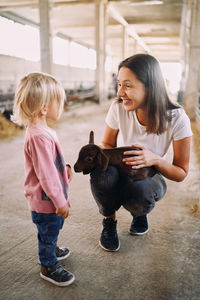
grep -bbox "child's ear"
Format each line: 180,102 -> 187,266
40,105 -> 47,116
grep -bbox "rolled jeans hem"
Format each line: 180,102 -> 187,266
31,211 -> 64,266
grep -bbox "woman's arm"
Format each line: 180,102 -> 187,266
123,137 -> 191,182
102,125 -> 119,148
66,164 -> 73,182
156,137 -> 191,182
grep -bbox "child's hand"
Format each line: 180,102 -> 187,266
66,164 -> 73,182
56,204 -> 69,219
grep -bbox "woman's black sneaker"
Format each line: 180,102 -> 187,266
56,246 -> 70,261
40,261 -> 75,287
99,218 -> 120,251
129,215 -> 149,235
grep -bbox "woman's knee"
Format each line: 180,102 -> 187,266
152,173 -> 167,201
122,176 -> 164,216
123,183 -> 155,215
123,198 -> 155,216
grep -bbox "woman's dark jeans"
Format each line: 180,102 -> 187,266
90,166 -> 167,217
31,211 -> 64,266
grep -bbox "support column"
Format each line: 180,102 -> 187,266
95,0 -> 107,103
177,0 -> 190,104
183,0 -> 200,120
122,26 -> 128,59
39,0 -> 53,74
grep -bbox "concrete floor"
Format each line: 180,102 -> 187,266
0,101 -> 200,300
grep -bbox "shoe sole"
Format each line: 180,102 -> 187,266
38,251 -> 71,264
129,228 -> 149,236
40,272 -> 75,287
57,250 -> 71,261
99,240 -> 120,252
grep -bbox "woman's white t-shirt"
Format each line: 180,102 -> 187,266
105,100 -> 192,157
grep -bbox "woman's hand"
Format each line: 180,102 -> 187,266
66,164 -> 73,182
56,204 -> 69,219
123,144 -> 159,169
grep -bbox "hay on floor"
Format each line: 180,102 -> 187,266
0,114 -> 23,139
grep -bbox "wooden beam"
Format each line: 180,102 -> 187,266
0,0 -> 93,9
56,24 -> 95,29
140,33 -> 179,38
54,1 -> 94,5
0,11 -> 38,26
56,19 -> 181,28
107,3 -> 150,52
127,19 -> 181,25
0,1 -> 36,6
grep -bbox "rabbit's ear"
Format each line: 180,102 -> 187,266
97,149 -> 109,171
89,131 -> 94,144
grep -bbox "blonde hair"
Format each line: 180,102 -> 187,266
11,72 -> 65,126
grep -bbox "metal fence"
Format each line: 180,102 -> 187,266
0,80 -> 97,118
0,81 -> 15,114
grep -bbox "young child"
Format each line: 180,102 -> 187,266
12,72 -> 75,287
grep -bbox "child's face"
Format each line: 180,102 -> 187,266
46,99 -> 61,121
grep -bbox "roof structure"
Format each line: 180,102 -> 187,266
0,0 -> 184,62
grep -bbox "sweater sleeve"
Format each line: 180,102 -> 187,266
29,134 -> 67,209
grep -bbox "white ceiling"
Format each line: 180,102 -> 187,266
0,0 -> 184,62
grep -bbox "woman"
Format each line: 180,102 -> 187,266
90,54 -> 192,252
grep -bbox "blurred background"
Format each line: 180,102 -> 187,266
0,0 -> 199,127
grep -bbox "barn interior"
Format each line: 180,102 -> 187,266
0,0 -> 199,121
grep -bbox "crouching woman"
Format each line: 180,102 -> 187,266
90,54 -> 192,252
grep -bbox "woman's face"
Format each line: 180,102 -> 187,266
117,67 -> 147,112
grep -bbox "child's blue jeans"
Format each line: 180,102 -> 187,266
90,166 -> 167,217
31,211 -> 64,267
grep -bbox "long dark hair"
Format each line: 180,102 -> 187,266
118,54 -> 180,134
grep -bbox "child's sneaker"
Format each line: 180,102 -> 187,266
56,246 -> 70,261
38,246 -> 70,264
40,261 -> 75,287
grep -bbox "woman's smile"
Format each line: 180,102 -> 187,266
122,98 -> 131,105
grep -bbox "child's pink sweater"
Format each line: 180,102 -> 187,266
24,125 -> 70,213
